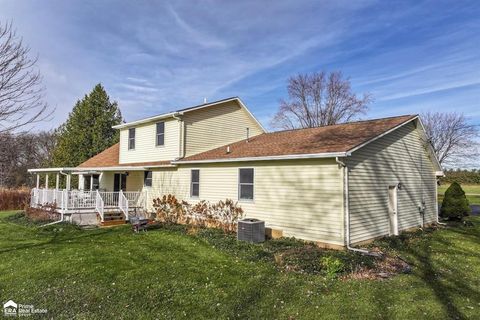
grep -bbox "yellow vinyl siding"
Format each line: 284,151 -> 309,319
126,171 -> 144,191
346,122 -> 437,244
183,101 -> 264,157
99,172 -> 114,191
146,159 -> 344,245
119,118 -> 180,164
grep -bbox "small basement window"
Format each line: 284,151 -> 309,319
144,171 -> 152,187
191,169 -> 199,198
128,128 -> 135,150
156,122 -> 165,146
239,168 -> 254,200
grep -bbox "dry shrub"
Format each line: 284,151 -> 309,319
152,194 -> 244,233
25,203 -> 60,222
343,249 -> 411,280
0,188 -> 31,210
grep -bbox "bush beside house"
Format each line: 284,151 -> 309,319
440,182 -> 471,220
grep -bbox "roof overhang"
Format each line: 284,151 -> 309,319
112,112 -> 179,129
29,164 -> 177,173
111,97 -> 266,132
172,152 -> 349,164
27,167 -> 78,173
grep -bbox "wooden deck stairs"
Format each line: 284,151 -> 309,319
100,210 -> 126,227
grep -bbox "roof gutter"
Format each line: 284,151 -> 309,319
27,168 -> 77,173
172,152 -> 349,164
112,112 -> 178,129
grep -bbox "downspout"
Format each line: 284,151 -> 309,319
39,218 -> 64,227
435,176 -> 447,225
336,157 -> 370,254
50,170 -> 70,224
172,113 -> 185,159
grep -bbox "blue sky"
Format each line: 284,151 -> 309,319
1,0 -> 479,131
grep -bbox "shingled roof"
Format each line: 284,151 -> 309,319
77,115 -> 417,167
177,115 -> 417,162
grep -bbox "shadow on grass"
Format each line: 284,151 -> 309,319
399,223 -> 479,319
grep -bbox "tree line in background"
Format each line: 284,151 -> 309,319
0,21 -> 123,188
0,84 -> 122,187
439,169 -> 480,185
0,20 -> 478,189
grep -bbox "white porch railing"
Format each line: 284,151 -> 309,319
30,188 -> 145,221
95,190 -> 105,222
118,190 -> 129,221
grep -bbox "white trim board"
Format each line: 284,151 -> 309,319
172,152 -> 348,164
112,97 -> 266,132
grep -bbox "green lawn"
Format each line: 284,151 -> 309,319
0,211 -> 479,319
438,184 -> 480,205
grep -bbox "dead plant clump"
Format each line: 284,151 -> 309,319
152,194 -> 244,233
273,244 -> 411,279
25,203 -> 60,222
343,249 -> 412,280
0,188 -> 31,210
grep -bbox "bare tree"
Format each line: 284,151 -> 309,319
271,71 -> 371,129
421,111 -> 479,165
0,130 -> 57,187
0,21 -> 52,132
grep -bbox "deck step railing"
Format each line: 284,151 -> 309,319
95,190 -> 105,222
118,190 -> 129,221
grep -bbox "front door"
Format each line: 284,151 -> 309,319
388,185 -> 399,235
114,173 -> 127,192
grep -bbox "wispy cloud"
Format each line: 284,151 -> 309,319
0,0 -> 478,129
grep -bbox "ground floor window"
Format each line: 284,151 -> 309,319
83,174 -> 99,191
144,171 -> 152,187
191,169 -> 200,197
239,168 -> 254,200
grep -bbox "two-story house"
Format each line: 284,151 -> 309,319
29,97 -> 443,248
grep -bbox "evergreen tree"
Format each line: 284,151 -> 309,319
51,84 -> 123,167
440,182 -> 471,220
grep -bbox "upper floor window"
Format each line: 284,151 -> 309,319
156,122 -> 165,146
128,128 -> 135,150
144,171 -> 152,187
239,168 -> 254,200
190,169 -> 199,198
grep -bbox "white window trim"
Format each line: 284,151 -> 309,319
238,167 -> 254,202
190,169 -> 200,198
156,122 -> 165,147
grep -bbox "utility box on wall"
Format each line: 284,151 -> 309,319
237,218 -> 265,243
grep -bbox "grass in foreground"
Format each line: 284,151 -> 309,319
0,211 -> 479,319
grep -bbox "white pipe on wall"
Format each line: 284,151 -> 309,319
336,157 -> 370,254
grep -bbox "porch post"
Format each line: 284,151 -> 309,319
56,173 -> 60,190
36,174 -> 40,189
45,174 -> 49,189
66,174 -> 71,190
90,175 -> 93,191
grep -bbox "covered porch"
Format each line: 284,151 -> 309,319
27,167 -> 150,223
